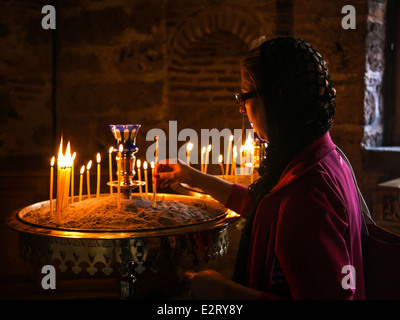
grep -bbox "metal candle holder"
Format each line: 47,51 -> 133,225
5,124 -> 240,299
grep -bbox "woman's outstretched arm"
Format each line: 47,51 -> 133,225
156,159 -> 234,205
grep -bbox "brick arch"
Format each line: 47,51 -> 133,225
169,7 -> 264,59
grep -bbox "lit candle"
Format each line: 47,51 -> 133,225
200,146 -> 206,172
155,136 -> 159,164
151,161 -> 155,183
144,161 -> 148,199
117,144 -> 122,209
79,165 -> 84,202
204,144 -> 212,174
231,145 -> 236,176
152,136 -> 158,208
62,142 -> 72,210
86,160 -> 92,199
225,135 -> 233,179
233,146 -> 237,184
137,159 -> 142,196
109,147 -> 113,195
56,138 -> 63,219
245,132 -> 253,174
250,142 -> 254,183
240,145 -> 245,176
50,156 -> 55,216
71,152 -> 76,204
218,154 -> 224,179
186,142 -> 193,166
151,161 -> 156,208
96,153 -> 101,199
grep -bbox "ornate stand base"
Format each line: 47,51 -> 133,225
18,227 -> 230,299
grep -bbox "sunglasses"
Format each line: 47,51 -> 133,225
235,91 -> 257,114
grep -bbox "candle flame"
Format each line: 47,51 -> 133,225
57,138 -> 74,168
229,135 -> 234,142
245,132 -> 253,149
201,146 -> 206,154
72,152 -> 76,161
80,165 -> 85,174
119,144 -> 123,153
143,161 -> 148,170
87,160 -> 92,171
97,153 -> 101,163
207,144 -> 212,152
109,146 -> 113,154
233,146 -> 237,158
186,142 -> 193,151
218,154 -> 223,163
151,161 -> 154,169
50,156 -> 55,167
137,159 -> 141,168
65,142 -> 73,168
66,141 -> 71,157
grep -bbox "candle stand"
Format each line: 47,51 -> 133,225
5,124 -> 240,299
6,195 -> 238,299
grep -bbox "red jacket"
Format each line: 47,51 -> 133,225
225,133 -> 366,299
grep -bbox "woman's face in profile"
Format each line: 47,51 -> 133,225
240,68 -> 269,143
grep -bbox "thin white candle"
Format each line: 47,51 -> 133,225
118,144 -> 122,209
225,135 -> 233,179
200,146 -> 206,172
63,166 -> 71,210
152,137 -> 158,208
233,146 -> 237,184
218,154 -> 224,179
56,138 -> 63,219
79,165 -> 84,202
62,142 -> 72,210
204,144 -> 211,174
250,142 -> 254,183
50,156 -> 55,216
96,153 -> 101,199
137,159 -> 142,196
186,142 -> 193,165
86,160 -> 92,199
71,152 -> 76,204
244,132 -> 253,175
109,147 -> 113,195
151,161 -> 156,207
240,145 -> 245,176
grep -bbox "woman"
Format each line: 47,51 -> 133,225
157,36 -> 365,300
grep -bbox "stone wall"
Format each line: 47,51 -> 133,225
1,0 -> 371,171
0,1 -> 53,161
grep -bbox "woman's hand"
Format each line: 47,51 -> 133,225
156,158 -> 196,188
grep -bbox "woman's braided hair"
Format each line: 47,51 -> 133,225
232,36 -> 337,286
